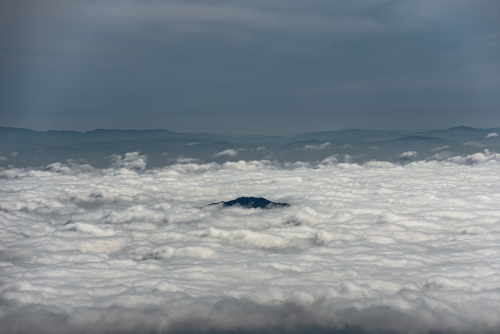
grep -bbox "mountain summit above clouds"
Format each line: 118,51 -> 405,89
209,197 -> 290,209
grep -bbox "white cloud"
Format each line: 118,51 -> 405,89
397,151 -> 417,160
427,151 -> 453,161
10,152 -> 18,157
1,154 -> 500,333
430,145 -> 449,152
176,155 -> 201,164
364,160 -> 397,168
463,141 -> 486,147
319,154 -> 355,165
486,132 -> 498,138
303,142 -> 331,150
214,149 -> 239,157
0,156 -> 7,161
321,155 -> 338,165
448,150 -> 500,165
109,151 -> 147,170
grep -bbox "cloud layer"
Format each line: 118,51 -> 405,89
1,155 -> 500,333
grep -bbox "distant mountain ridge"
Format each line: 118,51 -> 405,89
2,125 -> 498,143
1,126 -> 499,168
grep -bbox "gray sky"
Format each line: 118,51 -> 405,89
0,0 -> 499,135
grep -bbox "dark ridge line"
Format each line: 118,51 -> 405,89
208,197 -> 290,209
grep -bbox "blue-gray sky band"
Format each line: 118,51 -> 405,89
0,0 -> 499,134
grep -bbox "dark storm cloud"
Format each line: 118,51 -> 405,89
0,0 -> 499,133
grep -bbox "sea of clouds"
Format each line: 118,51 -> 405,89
1,151 -> 500,334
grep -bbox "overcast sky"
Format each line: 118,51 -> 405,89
0,0 -> 499,134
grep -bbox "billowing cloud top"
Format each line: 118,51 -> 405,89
1,153 -> 500,333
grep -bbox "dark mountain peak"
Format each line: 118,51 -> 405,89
398,135 -> 445,141
209,197 -> 290,209
0,126 -> 37,133
448,126 -> 474,130
86,128 -> 174,134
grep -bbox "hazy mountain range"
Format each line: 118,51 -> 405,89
1,126 -> 499,168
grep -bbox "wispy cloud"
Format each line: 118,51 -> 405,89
397,151 -> 417,160
430,145 -> 448,152
302,142 -> 330,150
463,141 -> 485,147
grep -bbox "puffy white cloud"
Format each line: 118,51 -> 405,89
110,151 -> 147,170
320,155 -> 339,165
486,132 -> 498,138
214,149 -> 239,157
448,150 -> 500,165
1,153 -> 500,333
